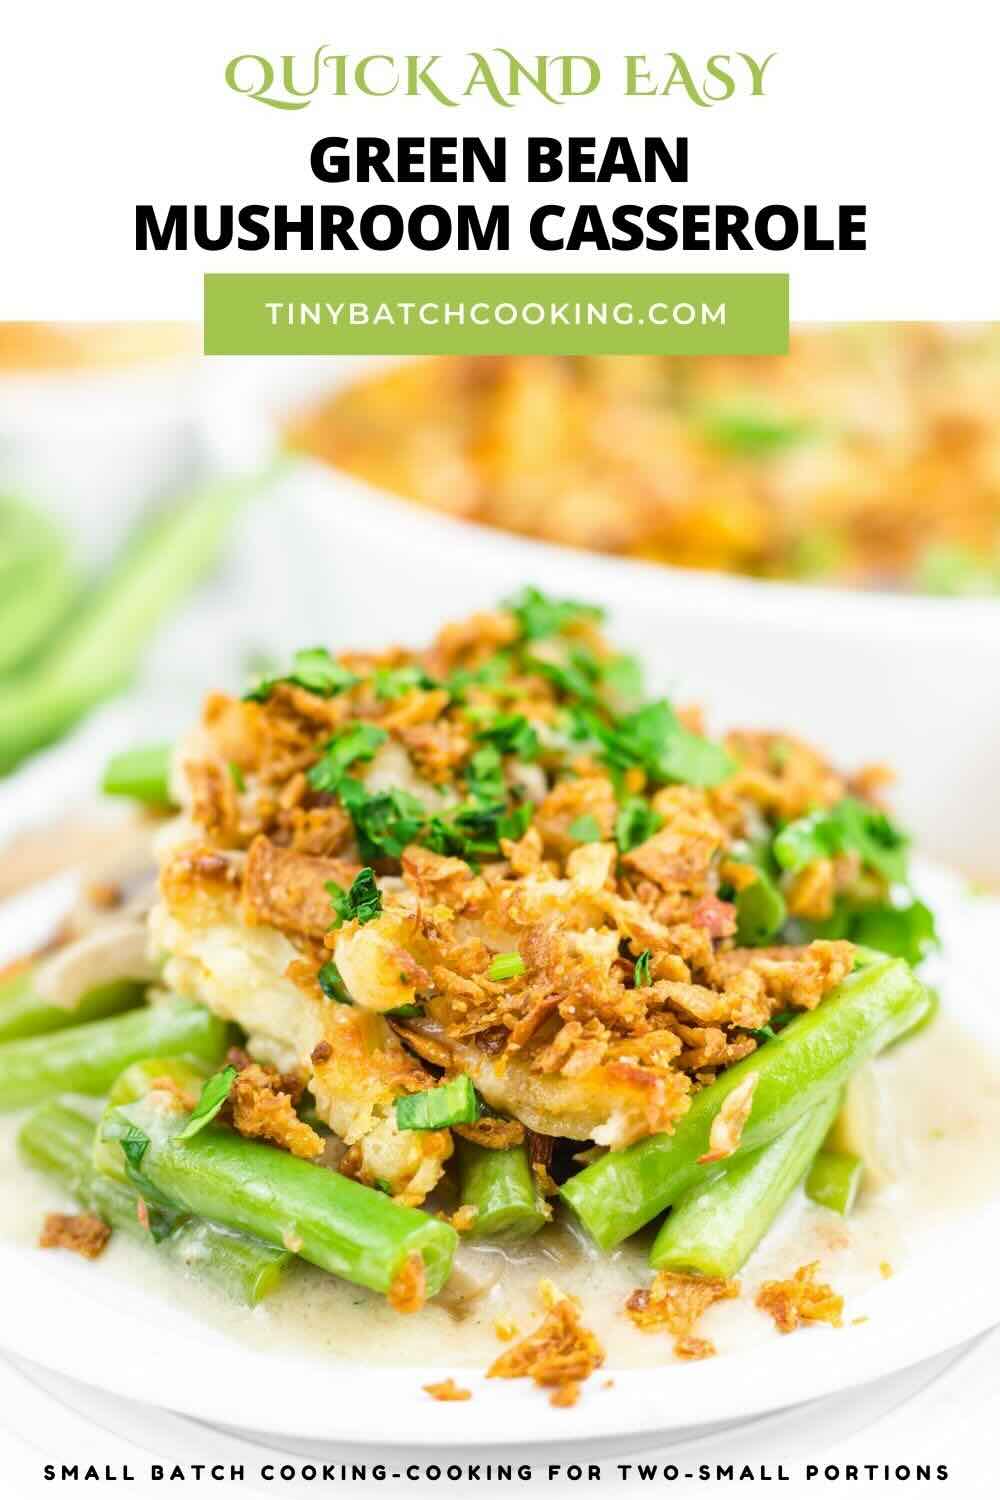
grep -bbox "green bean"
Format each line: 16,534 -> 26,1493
650,1093 -> 841,1278
0,546 -> 78,675
805,1150 -> 863,1216
0,999 -> 228,1111
0,476 -> 257,775
560,957 -> 929,1250
456,1141 -> 548,1241
101,744 -> 173,806
0,968 -> 145,1045
18,1101 -> 289,1304
103,1097 -> 457,1300
93,1055 -> 212,1179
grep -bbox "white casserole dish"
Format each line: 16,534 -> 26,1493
201,357 -> 1000,878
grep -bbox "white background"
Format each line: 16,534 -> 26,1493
1,0 -> 997,320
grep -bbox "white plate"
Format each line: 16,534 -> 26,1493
1,863 -> 999,1443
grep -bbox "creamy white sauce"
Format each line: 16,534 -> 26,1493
4,1015 -> 1000,1370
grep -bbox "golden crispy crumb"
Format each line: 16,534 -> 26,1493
494,1317 -> 519,1342
448,1204 -> 479,1233
488,1289 -> 604,1406
625,1269 -> 739,1361
674,1335 -> 717,1361
423,1378 -> 472,1402
756,1261 -> 844,1333
879,1261 -> 893,1279
389,1251 -> 427,1315
698,1072 -> 759,1164
40,1212 -> 111,1261
227,1062 -> 324,1159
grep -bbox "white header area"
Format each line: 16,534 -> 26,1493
4,0 -> 997,320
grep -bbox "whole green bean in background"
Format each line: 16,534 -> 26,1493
0,475 -> 260,776
101,743 -> 173,806
0,966 -> 145,1046
650,1092 -> 841,1278
19,1101 -> 289,1304
560,957 -> 929,1251
456,1140 -> 548,1240
0,999 -> 228,1111
104,1098 -> 457,1300
0,546 -> 78,676
806,1150 -> 864,1216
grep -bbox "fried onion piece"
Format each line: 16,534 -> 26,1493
487,1285 -> 604,1407
756,1261 -> 844,1334
39,1212 -> 111,1261
625,1269 -> 739,1361
698,1071 -> 759,1164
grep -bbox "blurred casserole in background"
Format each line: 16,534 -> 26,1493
0,322 -> 196,370
288,325 -> 1000,594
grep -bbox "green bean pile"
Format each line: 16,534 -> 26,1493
1,935 -> 932,1312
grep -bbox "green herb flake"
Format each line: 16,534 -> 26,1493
176,1065 -> 238,1141
633,950 -> 653,987
308,724 -> 387,795
339,779 -> 427,863
504,586 -> 604,642
245,646 -> 359,702
394,1074 -> 479,1131
476,714 -> 540,760
228,761 -> 246,793
773,798 -> 909,885
326,867 -> 383,928
734,871 -> 787,947
487,951 -> 526,983
318,961 -> 352,1004
615,797 -> 662,854
568,814 -> 602,844
373,665 -> 439,701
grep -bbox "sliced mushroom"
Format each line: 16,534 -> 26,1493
34,920 -> 160,1009
433,1246 -> 503,1313
827,1062 -> 899,1192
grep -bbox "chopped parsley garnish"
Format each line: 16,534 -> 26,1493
596,700 -> 736,788
504,586 -> 604,642
524,648 -> 601,703
464,744 -> 506,805
848,899 -> 937,966
394,1075 -> 479,1131
477,713 -> 540,760
245,646 -> 358,702
427,799 -> 533,861
177,1066 -> 237,1140
615,797 -> 662,854
373,665 -> 439,701
99,1113 -> 179,1238
446,652 -> 512,699
308,724 -> 387,794
733,870 -> 787,947
773,798 -> 909,885
326,867 -> 383,927
318,961 -> 353,1003
339,779 -> 426,863
227,761 -> 246,793
568,814 -> 602,843
599,653 -> 644,712
487,951 -> 525,982
633,950 -> 653,987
